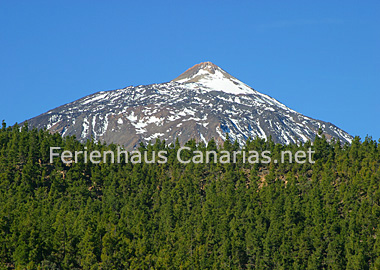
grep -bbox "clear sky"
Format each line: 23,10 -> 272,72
1,1 -> 379,140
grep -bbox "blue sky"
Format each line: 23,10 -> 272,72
1,1 -> 379,139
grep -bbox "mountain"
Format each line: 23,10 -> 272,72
25,62 -> 352,149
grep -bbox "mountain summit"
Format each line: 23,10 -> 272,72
172,62 -> 255,95
172,62 -> 220,82
25,62 -> 352,149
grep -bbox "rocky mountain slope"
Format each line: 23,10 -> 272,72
25,62 -> 352,149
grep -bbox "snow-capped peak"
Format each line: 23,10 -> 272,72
25,61 -> 353,149
172,62 -> 256,95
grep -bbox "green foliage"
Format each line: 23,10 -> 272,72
0,122 -> 379,269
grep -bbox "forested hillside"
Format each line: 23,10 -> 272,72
0,121 -> 380,269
